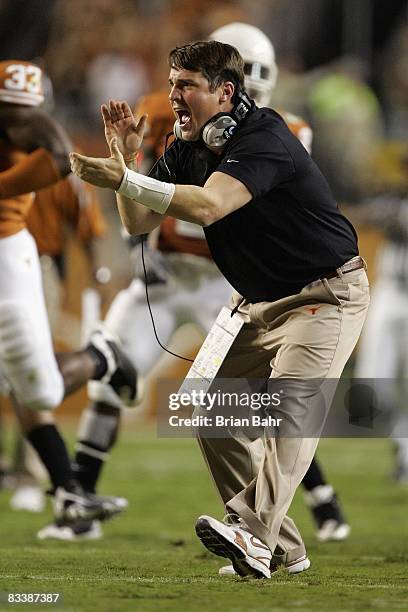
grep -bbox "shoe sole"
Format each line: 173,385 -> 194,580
219,556 -> 311,577
195,517 -> 271,579
285,556 -> 311,574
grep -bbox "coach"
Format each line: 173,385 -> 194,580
70,40 -> 370,579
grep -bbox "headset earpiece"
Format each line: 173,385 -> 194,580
173,89 -> 254,147
201,114 -> 237,148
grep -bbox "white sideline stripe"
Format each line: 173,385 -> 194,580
0,575 -> 405,589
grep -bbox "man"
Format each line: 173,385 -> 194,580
61,25 -> 350,546
71,41 -> 369,579
0,59 -> 137,526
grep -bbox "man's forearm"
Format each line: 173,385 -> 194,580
116,192 -> 163,235
117,167 -> 250,228
116,183 -> 219,234
71,148 -> 251,230
117,168 -> 220,228
168,184 -> 220,226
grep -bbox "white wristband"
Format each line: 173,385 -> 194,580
117,168 -> 175,214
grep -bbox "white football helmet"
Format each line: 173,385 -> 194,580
209,22 -> 278,107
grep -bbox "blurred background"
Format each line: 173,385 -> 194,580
0,0 -> 407,410
0,0 -> 406,187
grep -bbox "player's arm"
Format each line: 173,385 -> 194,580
0,106 -> 72,198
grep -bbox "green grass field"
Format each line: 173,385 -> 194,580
1,426 -> 408,612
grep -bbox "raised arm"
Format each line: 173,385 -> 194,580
72,99 -> 163,234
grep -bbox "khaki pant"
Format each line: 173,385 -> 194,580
197,267 -> 370,561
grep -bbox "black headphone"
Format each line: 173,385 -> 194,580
173,89 -> 254,148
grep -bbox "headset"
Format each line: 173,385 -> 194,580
173,88 -> 254,148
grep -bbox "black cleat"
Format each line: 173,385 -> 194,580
54,480 -> 128,523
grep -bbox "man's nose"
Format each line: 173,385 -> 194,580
169,85 -> 180,102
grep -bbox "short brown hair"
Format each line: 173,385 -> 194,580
169,41 -> 245,93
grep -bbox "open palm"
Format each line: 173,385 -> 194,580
101,99 -> 147,159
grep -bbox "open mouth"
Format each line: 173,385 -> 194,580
175,109 -> 191,128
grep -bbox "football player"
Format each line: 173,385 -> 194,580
0,59 -> 137,528
8,172 -> 109,513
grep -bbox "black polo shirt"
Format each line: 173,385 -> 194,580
150,108 -> 358,302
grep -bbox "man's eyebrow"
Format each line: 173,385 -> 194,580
168,77 -> 198,87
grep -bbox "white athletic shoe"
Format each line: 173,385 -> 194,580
37,520 -> 102,541
316,520 -> 351,542
195,515 -> 272,579
219,554 -> 311,576
10,485 -> 45,513
304,486 -> 351,542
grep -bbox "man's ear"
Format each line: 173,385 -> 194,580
219,81 -> 235,104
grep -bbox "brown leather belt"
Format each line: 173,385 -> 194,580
325,256 -> 365,280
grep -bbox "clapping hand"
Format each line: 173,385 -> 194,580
70,138 -> 126,190
101,99 -> 147,160
70,99 -> 147,189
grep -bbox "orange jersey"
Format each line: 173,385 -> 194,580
135,92 -> 313,258
135,91 -> 175,160
278,110 -> 313,154
27,175 -> 106,256
0,60 -> 47,238
0,141 -> 34,238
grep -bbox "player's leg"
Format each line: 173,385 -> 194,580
40,278 -> 176,540
0,369 -> 46,511
5,292 -> 135,514
72,279 -> 175,496
9,427 -> 46,513
302,457 -> 350,541
0,230 -> 129,527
